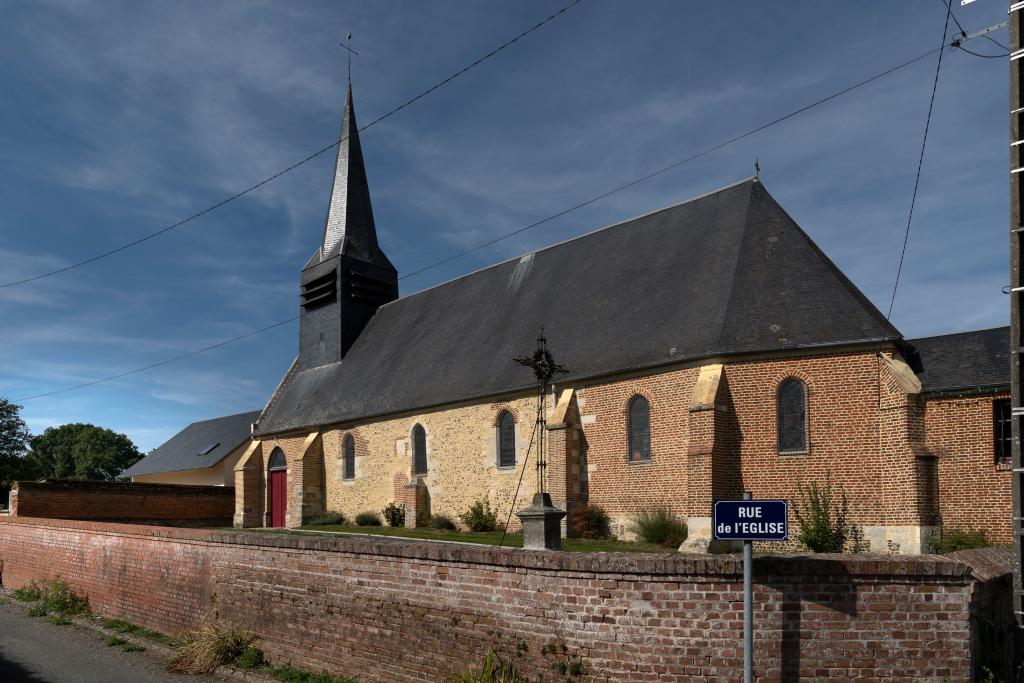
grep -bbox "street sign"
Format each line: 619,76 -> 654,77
713,499 -> 788,541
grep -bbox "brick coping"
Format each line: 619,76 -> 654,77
0,515 -> 974,580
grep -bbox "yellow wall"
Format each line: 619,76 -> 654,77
131,441 -> 248,487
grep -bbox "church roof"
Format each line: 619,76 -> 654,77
308,84 -> 395,271
908,326 -> 1009,394
121,410 -> 260,477
255,178 -> 902,436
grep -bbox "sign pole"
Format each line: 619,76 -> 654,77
743,490 -> 753,683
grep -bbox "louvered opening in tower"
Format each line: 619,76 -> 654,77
348,269 -> 392,305
302,269 -> 338,310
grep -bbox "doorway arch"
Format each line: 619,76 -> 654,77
268,448 -> 287,528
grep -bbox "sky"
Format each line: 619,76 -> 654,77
0,0 -> 1012,452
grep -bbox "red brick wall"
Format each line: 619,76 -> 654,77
578,351 -> 914,528
927,392 -> 1012,543
0,516 -> 989,682
9,480 -> 234,527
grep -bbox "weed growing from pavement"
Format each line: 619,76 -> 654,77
100,618 -> 175,646
270,665 -> 359,683
12,582 -> 43,602
46,615 -> 72,626
106,636 -> 128,647
122,644 -> 146,653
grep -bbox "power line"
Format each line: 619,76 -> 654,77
0,0 -> 587,290
886,1 -> 951,320
953,43 -> 1009,58
15,316 -> 299,401
14,46 -> 944,402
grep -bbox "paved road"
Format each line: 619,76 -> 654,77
0,601 -> 218,683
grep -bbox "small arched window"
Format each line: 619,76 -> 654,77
342,434 -> 355,480
497,411 -> 516,468
777,378 -> 808,453
411,424 -> 428,476
268,448 -> 287,471
627,395 -> 651,462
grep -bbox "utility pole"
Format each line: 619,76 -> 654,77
1010,0 -> 1024,672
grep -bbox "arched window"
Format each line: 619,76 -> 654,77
497,411 -> 516,468
627,395 -> 651,462
268,448 -> 287,471
411,424 -> 428,476
342,434 -> 355,480
777,378 -> 808,453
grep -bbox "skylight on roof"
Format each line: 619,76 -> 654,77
198,442 -> 219,456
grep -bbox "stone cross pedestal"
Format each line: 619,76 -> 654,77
516,492 -> 566,551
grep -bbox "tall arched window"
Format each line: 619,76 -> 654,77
411,424 -> 428,476
627,395 -> 651,462
342,434 -> 356,480
777,378 -> 808,453
497,411 -> 516,468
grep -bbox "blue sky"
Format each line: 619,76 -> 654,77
0,0 -> 1011,452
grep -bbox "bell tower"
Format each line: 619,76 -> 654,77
298,84 -> 398,370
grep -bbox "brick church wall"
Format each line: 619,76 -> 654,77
0,516 -> 998,682
927,391 -> 1012,543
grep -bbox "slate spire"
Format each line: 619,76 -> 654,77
319,84 -> 393,269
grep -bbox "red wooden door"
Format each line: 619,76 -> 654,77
270,469 -> 287,527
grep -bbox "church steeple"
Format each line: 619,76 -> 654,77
317,84 -> 394,270
297,82 -> 398,370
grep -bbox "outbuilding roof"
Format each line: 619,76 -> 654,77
256,178 -> 902,436
908,326 -> 1009,394
121,410 -> 260,477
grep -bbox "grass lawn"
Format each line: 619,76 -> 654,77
285,524 -> 674,554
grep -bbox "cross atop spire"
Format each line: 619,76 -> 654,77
317,83 -> 393,270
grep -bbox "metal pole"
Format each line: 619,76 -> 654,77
743,490 -> 753,683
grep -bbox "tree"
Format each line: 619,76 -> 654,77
0,399 -> 35,498
27,423 -> 142,481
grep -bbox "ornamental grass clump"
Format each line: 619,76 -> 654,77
627,506 -> 687,548
429,514 -> 458,531
308,511 -> 347,526
167,623 -> 256,675
449,649 -> 528,683
793,476 -> 851,553
459,498 -> 498,532
354,511 -> 382,527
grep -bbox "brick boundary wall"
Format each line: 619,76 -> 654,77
8,480 -> 235,527
0,516 -> 1009,682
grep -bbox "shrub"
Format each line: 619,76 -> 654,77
41,580 -> 89,616
354,511 -> 382,527
627,507 -> 687,548
430,514 -> 458,531
382,502 -> 406,527
308,511 -> 346,526
234,644 -> 266,670
12,582 -> 42,602
571,505 -> 610,540
168,623 -> 256,674
449,649 -> 528,683
793,476 -> 850,553
459,498 -> 498,532
931,529 -> 990,554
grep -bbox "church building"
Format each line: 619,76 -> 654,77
232,83 -> 1010,555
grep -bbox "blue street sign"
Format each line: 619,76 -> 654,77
713,499 -> 788,541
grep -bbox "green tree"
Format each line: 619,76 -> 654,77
27,423 -> 142,481
0,399 -> 36,498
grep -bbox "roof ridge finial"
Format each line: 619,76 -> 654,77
754,157 -> 760,180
